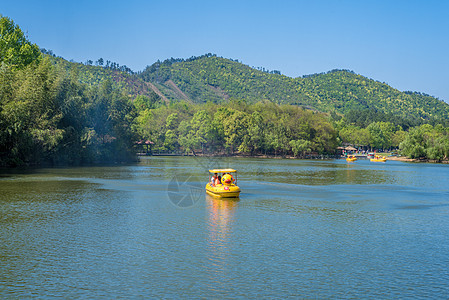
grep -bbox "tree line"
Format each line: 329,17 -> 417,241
334,109 -> 449,160
41,48 -> 135,74
134,99 -> 449,161
2,15 -> 449,166
1,16 -> 136,167
134,98 -> 338,157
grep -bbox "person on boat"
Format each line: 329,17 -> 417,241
211,173 -> 218,186
215,174 -> 222,186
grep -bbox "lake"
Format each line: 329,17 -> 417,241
1,156 -> 449,298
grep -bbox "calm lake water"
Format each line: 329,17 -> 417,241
1,157 -> 449,298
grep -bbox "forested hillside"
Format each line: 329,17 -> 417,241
43,53 -> 153,98
2,15 -> 449,166
46,51 -> 449,123
139,55 -> 449,121
54,53 -> 449,123
0,16 -> 136,166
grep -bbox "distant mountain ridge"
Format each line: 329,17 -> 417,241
52,53 -> 449,121
138,55 -> 449,120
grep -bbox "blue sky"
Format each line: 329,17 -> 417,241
2,0 -> 449,102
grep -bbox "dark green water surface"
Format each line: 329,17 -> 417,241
1,157 -> 448,298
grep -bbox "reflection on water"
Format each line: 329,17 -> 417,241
205,195 -> 238,291
206,196 -> 238,250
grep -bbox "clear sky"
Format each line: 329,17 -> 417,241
2,0 -> 449,102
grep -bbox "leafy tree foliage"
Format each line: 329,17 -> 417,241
134,92 -> 163,111
136,100 -> 338,156
344,109 -> 421,130
0,17 -> 137,166
0,16 -> 41,69
2,17 -> 449,165
400,124 -> 449,160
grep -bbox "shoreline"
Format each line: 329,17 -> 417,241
385,156 -> 449,164
142,153 -> 449,164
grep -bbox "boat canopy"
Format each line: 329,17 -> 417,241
209,168 -> 237,173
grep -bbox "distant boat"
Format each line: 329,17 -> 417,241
370,155 -> 386,162
346,155 -> 357,162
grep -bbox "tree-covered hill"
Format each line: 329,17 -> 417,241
3,15 -> 449,167
139,55 -> 449,121
39,52 -> 449,161
47,52 -> 449,122
45,54 -> 154,98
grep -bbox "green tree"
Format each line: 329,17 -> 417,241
165,113 -> 179,130
246,111 -> 265,154
0,57 -> 62,165
391,129 -> 406,148
164,129 -> 178,151
423,126 -> 449,160
399,125 -> 430,158
190,110 -> 214,152
367,122 -> 395,150
290,139 -> 312,157
0,16 -> 41,69
178,120 -> 200,155
221,109 -> 250,153
133,91 -> 161,111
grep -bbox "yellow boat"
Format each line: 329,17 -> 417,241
346,155 -> 357,162
205,168 -> 241,198
370,155 -> 387,162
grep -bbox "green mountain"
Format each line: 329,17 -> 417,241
3,15 -> 448,167
49,53 -> 449,121
138,54 -> 449,121
46,54 -> 154,98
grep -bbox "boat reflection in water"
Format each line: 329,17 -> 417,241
205,195 -> 239,290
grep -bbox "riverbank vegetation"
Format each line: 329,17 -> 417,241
0,16 -> 136,166
134,99 -> 338,156
2,15 -> 449,166
135,100 -> 449,162
333,108 -> 449,161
